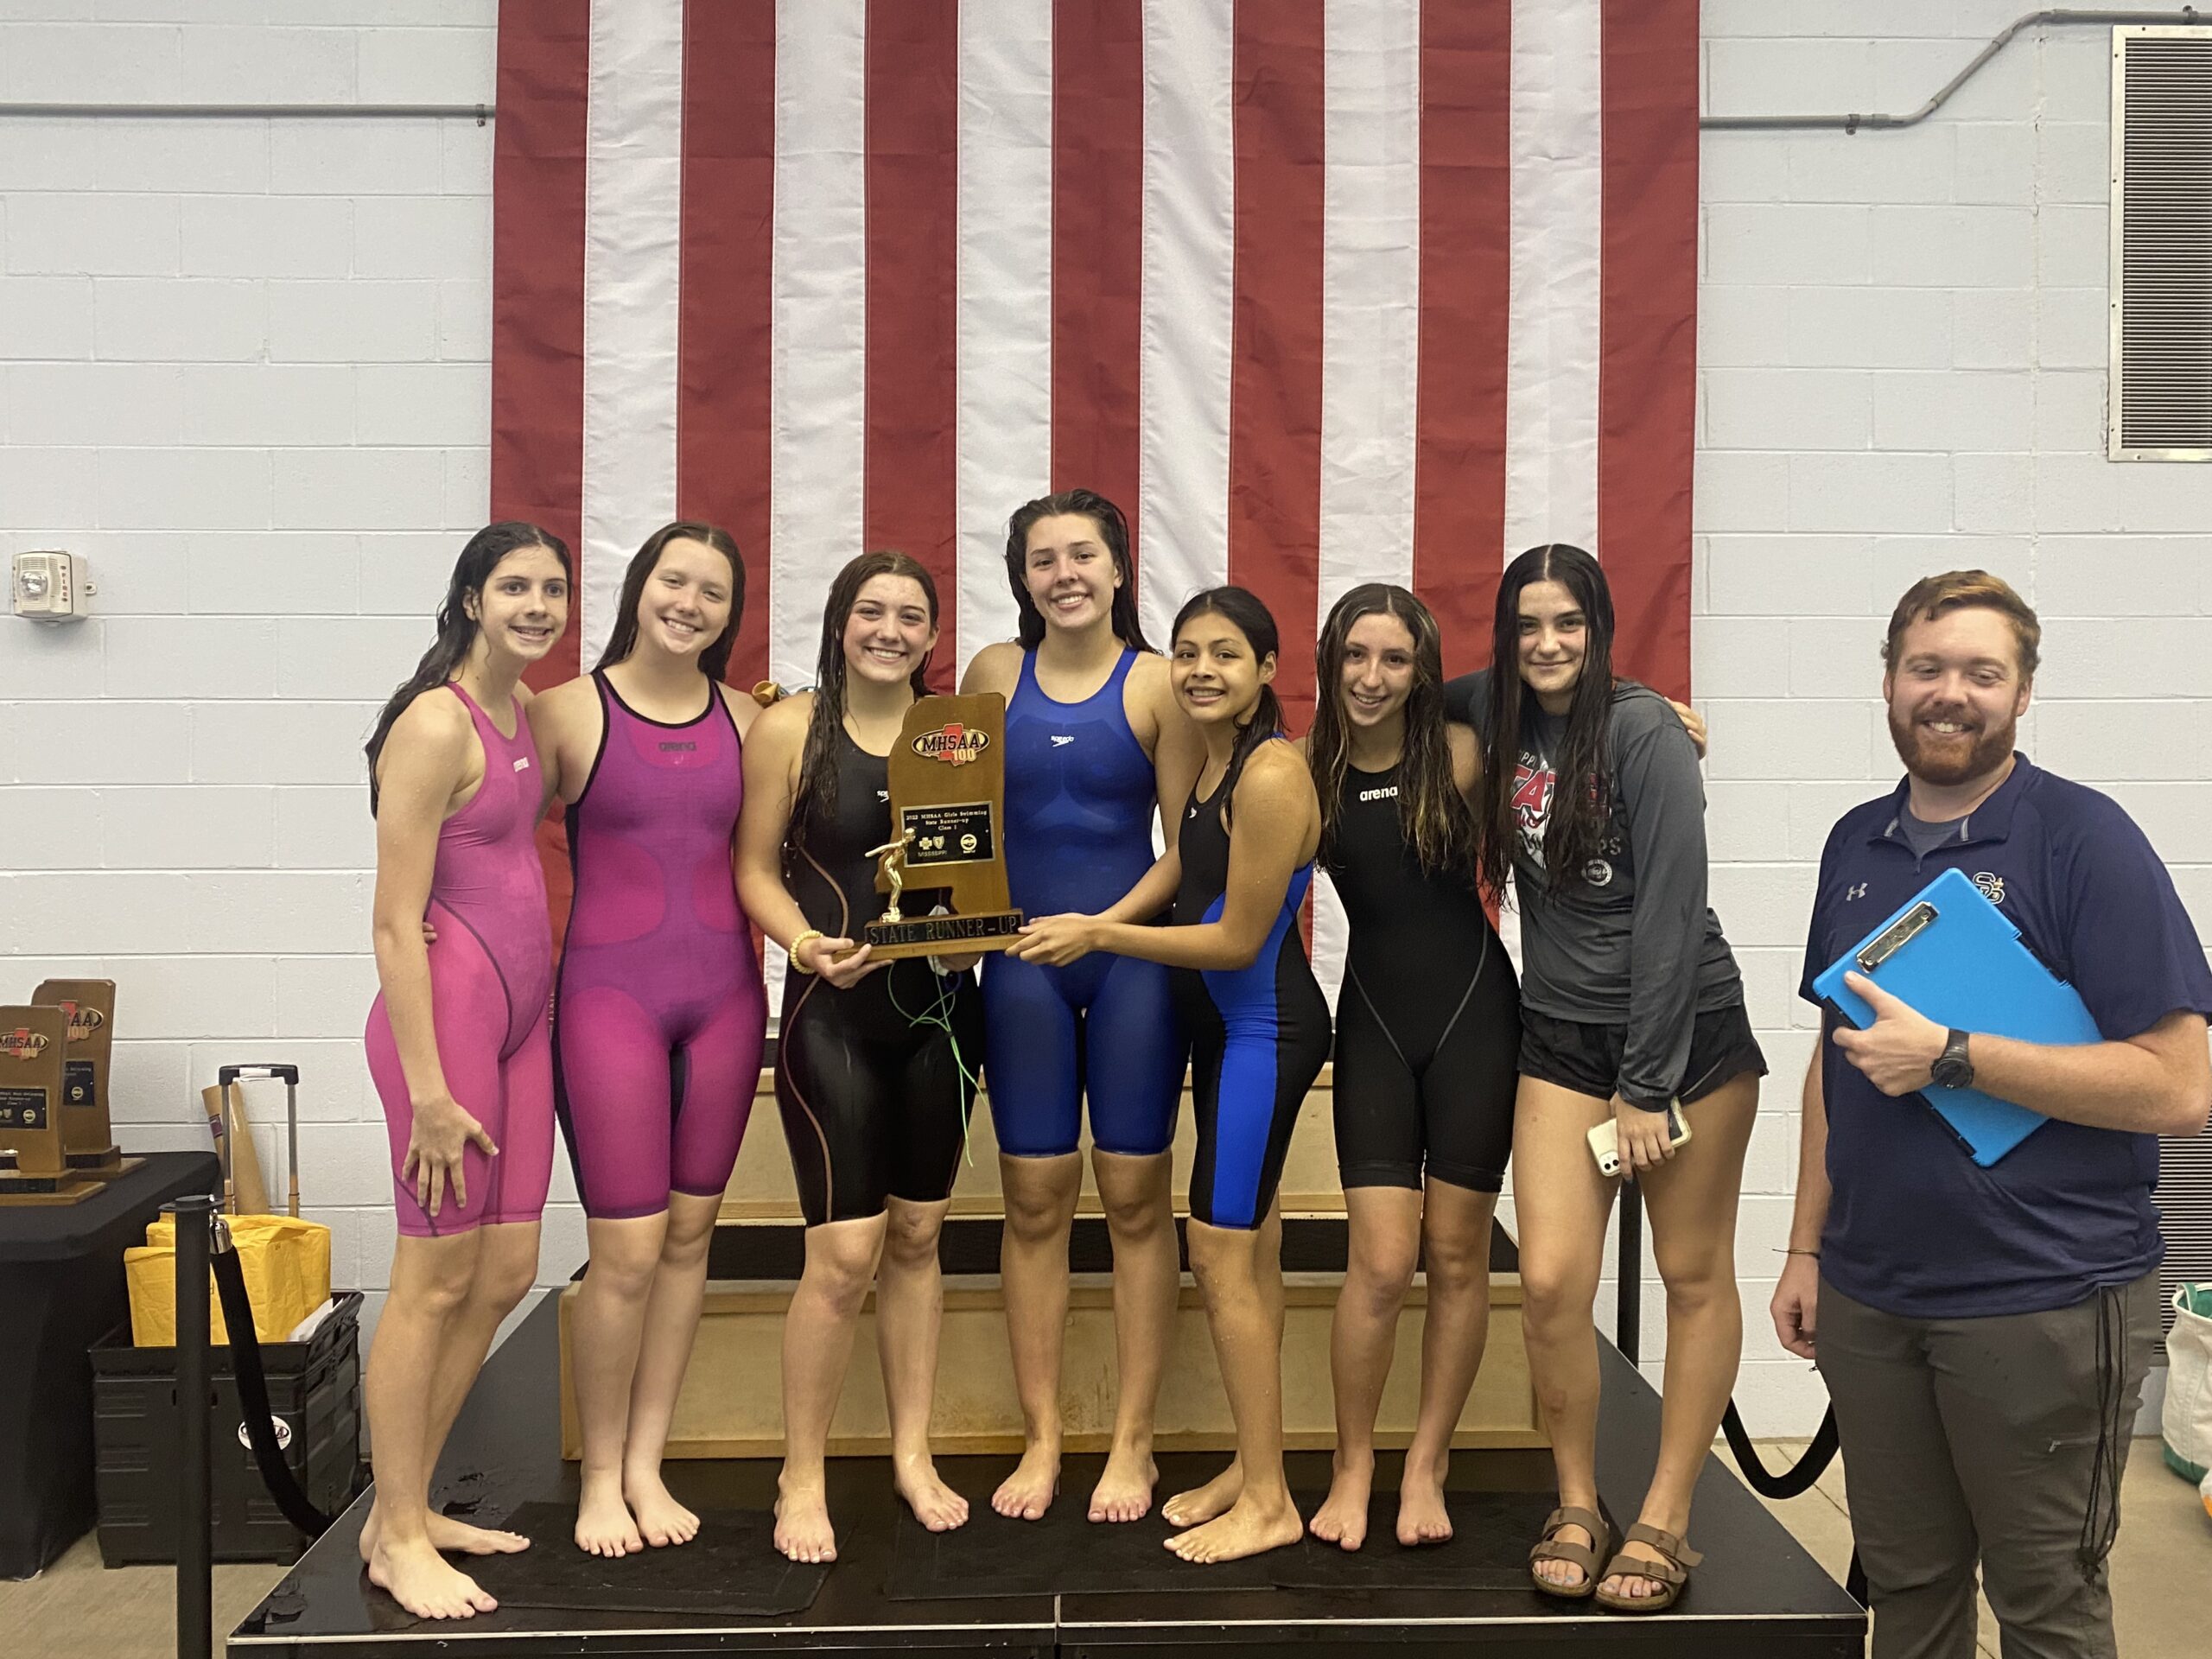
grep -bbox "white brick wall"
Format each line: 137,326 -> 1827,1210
2,5 -> 2208,1429
1695,2 -> 2212,1433
0,3 -> 505,1351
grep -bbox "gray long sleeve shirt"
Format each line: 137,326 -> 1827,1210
1446,670 -> 1744,1109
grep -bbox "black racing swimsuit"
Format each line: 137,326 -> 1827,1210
1172,748 -> 1332,1230
1325,763 -> 1520,1193
775,728 -> 983,1227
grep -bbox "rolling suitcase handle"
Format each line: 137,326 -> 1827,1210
216,1064 -> 302,1218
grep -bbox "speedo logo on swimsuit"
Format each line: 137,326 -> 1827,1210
512,756 -> 531,772
1358,785 -> 1399,803
912,723 -> 988,767
0,1028 -> 50,1061
1051,734 -> 1075,747
657,741 -> 697,753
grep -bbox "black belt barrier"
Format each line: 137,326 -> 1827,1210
172,1196 -> 341,1659
210,1230 -> 340,1539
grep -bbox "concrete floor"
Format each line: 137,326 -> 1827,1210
3,1441 -> 2206,1656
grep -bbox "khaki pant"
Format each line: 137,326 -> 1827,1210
1817,1271 -> 2158,1659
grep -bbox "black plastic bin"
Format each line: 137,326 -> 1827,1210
90,1290 -> 363,1566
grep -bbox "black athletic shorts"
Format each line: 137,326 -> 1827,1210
1516,1001 -> 1767,1107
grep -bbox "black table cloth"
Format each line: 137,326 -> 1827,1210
0,1150 -> 219,1578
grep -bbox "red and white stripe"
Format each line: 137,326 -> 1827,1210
492,0 -> 1699,1000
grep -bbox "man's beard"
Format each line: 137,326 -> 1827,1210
1887,702 -> 2015,787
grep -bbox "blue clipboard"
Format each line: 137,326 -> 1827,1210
1812,866 -> 2101,1166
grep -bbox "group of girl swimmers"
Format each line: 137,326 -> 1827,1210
356,496 -> 1762,1626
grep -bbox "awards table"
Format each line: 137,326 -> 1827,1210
0,1150 -> 219,1578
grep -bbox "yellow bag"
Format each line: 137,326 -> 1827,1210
125,1213 -> 332,1346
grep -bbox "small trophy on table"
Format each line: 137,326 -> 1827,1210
854,694 -> 1027,961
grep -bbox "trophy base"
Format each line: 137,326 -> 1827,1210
0,1171 -> 102,1205
67,1147 -> 140,1179
860,911 -> 1026,961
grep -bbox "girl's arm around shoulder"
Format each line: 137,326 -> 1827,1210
715,679 -> 760,739
959,639 -> 1024,699
1446,721 -> 1481,802
526,673 -> 601,806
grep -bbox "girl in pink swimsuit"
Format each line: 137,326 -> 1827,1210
528,523 -> 766,1559
359,524 -> 571,1623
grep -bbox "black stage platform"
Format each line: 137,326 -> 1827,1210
230,1288 -> 1861,1657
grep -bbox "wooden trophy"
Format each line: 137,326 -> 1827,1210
858,694 -> 1027,961
0,1006 -> 98,1205
35,977 -> 135,1179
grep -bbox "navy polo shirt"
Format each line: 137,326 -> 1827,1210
1798,754 -> 2212,1320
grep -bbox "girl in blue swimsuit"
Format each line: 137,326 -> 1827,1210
962,491 -> 1203,1526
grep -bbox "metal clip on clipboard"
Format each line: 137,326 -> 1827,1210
1814,867 -> 2101,1166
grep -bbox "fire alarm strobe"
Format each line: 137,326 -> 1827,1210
12,551 -> 94,623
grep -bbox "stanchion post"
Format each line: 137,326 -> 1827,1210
1616,1180 -> 1643,1365
172,1194 -> 214,1659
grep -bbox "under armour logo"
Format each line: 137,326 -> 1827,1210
1846,883 -> 1868,902
1051,734 -> 1075,747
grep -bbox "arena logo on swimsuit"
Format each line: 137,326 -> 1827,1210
912,724 -> 989,768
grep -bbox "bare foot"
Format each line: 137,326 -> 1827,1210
1160,1458 -> 1241,1529
1166,1491 -> 1304,1564
1533,1519 -> 1595,1592
893,1454 -> 971,1533
624,1466 -> 701,1548
991,1441 -> 1060,1521
366,1535 -> 499,1620
1599,1536 -> 1674,1603
1087,1443 -> 1158,1523
574,1469 -> 643,1558
1307,1456 -> 1372,1551
1395,1456 -> 1452,1546
359,1502 -> 531,1562
773,1474 -> 836,1564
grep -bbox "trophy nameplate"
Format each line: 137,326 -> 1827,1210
0,1006 -> 98,1205
858,694 -> 1026,961
35,978 -> 134,1178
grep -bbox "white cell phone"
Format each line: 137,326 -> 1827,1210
1587,1103 -> 1691,1178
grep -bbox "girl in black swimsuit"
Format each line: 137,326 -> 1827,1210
734,551 -> 984,1567
1301,584 -> 1520,1554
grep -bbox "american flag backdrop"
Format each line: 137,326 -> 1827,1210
488,0 -> 1700,997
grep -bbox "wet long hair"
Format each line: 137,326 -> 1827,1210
1473,544 -> 1621,898
1310,584 -> 1471,878
1172,586 -> 1284,798
364,521 -> 570,814
595,521 -> 745,683
1003,489 -> 1154,652
791,550 -> 939,842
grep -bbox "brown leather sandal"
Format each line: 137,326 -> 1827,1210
1592,1522 -> 1703,1614
1528,1505 -> 1611,1599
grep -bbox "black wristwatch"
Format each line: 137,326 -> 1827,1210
1929,1028 -> 1974,1090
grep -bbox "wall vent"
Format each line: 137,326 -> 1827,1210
2109,28 -> 2212,461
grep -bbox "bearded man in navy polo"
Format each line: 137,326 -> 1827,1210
1772,570 -> 2211,1659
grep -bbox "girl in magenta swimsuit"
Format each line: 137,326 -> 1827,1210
359,523 -> 571,1622
527,524 -> 766,1560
